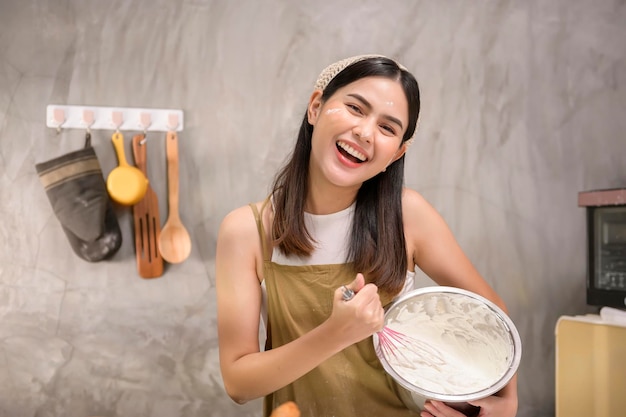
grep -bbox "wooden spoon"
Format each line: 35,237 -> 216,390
158,131 -> 191,263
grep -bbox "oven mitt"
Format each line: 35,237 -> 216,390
35,133 -> 122,262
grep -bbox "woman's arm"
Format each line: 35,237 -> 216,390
215,205 -> 384,404
402,189 -> 518,417
402,189 -> 505,309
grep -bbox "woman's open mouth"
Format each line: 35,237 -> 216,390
337,141 -> 367,164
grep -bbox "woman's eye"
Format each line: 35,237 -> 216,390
347,103 -> 362,114
381,125 -> 396,135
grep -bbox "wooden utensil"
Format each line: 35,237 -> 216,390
107,132 -> 148,205
132,134 -> 164,278
270,401 -> 301,417
158,131 -> 192,263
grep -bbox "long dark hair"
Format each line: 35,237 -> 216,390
270,57 -> 421,295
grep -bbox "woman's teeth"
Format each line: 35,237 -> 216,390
337,142 -> 366,162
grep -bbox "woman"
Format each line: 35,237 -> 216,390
216,55 -> 518,417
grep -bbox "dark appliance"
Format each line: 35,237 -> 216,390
579,188 -> 626,309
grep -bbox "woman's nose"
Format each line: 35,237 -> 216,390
353,118 -> 374,142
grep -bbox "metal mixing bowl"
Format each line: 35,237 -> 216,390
374,286 -> 522,415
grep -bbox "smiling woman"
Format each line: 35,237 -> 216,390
215,55 -> 519,417
308,77 -> 408,176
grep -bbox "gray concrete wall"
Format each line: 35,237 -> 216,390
1,0 -> 625,416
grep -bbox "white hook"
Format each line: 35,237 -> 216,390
139,112 -> 152,144
167,113 -> 179,131
53,108 -> 65,134
111,111 -> 123,132
82,109 -> 95,133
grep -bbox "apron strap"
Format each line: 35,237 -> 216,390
249,198 -> 272,262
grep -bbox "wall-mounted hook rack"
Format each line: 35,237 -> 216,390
46,105 -> 184,132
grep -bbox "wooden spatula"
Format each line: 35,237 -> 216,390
131,134 -> 164,278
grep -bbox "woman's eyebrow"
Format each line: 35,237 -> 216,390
347,93 -> 404,130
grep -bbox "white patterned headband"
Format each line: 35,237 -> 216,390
313,54 -> 417,146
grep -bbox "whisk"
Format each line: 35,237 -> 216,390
342,286 -> 445,368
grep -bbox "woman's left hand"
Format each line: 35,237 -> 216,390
421,393 -> 518,417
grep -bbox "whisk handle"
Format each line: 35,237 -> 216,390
341,286 -> 355,301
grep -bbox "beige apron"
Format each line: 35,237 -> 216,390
250,204 -> 418,417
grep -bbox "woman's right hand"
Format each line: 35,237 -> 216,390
327,273 -> 385,346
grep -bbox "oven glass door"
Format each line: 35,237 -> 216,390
594,206 -> 626,291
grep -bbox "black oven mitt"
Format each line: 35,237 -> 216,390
35,133 -> 122,262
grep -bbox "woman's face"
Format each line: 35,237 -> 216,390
307,76 -> 409,189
